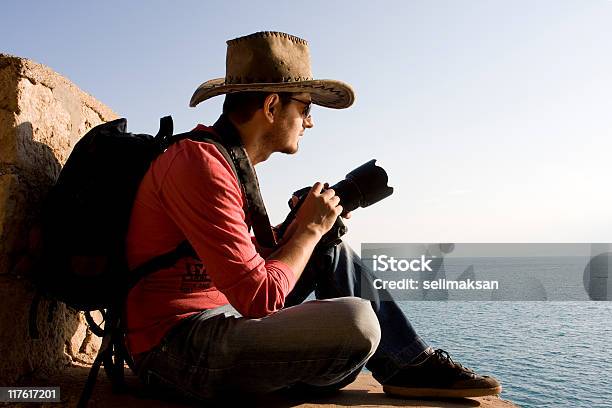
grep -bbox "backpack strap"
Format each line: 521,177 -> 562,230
123,115 -> 277,287
78,308 -> 118,408
164,115 -> 277,249
126,240 -> 195,289
211,114 -> 277,249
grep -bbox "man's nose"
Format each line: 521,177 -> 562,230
304,115 -> 314,129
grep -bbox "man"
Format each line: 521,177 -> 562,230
125,31 -> 501,401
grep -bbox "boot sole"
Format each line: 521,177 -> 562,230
383,384 -> 502,399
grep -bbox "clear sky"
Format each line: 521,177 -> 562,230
3,0 -> 611,251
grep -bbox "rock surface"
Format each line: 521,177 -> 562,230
0,54 -> 116,384
15,368 -> 517,408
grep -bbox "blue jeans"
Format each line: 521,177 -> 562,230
134,242 -> 429,401
285,242 -> 430,382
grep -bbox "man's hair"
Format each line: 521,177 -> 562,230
223,92 -> 294,123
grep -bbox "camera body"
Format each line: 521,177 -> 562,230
276,160 -> 393,248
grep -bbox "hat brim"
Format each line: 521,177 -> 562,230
189,78 -> 355,109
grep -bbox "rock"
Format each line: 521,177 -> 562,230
0,54 -> 116,384
13,369 -> 518,407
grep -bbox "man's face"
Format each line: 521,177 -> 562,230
267,93 -> 313,154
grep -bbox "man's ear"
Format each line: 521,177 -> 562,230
263,93 -> 281,123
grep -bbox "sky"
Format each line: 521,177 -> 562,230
3,0 -> 612,251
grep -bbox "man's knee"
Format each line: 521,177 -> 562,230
301,297 -> 380,388
330,297 -> 381,359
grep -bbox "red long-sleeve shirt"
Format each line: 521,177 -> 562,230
125,125 -> 296,354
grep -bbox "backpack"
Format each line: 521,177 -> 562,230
28,115 -> 276,407
33,117 -> 178,311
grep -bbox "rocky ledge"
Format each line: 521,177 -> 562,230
14,366 -> 517,407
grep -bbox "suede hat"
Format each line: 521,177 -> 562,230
189,31 -> 355,109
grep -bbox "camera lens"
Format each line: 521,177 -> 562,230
330,160 -> 393,212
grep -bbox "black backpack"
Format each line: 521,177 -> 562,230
34,117 -> 180,311
28,115 -> 276,407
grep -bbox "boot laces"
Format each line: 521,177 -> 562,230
433,349 -> 475,374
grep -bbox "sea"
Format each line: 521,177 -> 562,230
396,301 -> 612,407
353,247 -> 612,407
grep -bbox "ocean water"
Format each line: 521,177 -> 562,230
396,301 -> 612,407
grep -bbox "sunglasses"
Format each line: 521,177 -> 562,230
289,97 -> 312,119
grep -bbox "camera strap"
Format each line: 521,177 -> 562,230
148,115 -> 277,272
211,114 -> 277,249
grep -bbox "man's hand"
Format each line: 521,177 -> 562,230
269,182 -> 344,282
289,183 -> 352,219
280,182 -> 351,246
293,182 -> 342,236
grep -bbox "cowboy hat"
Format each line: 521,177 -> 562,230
189,31 -> 355,109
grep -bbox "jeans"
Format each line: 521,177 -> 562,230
134,242 -> 429,401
